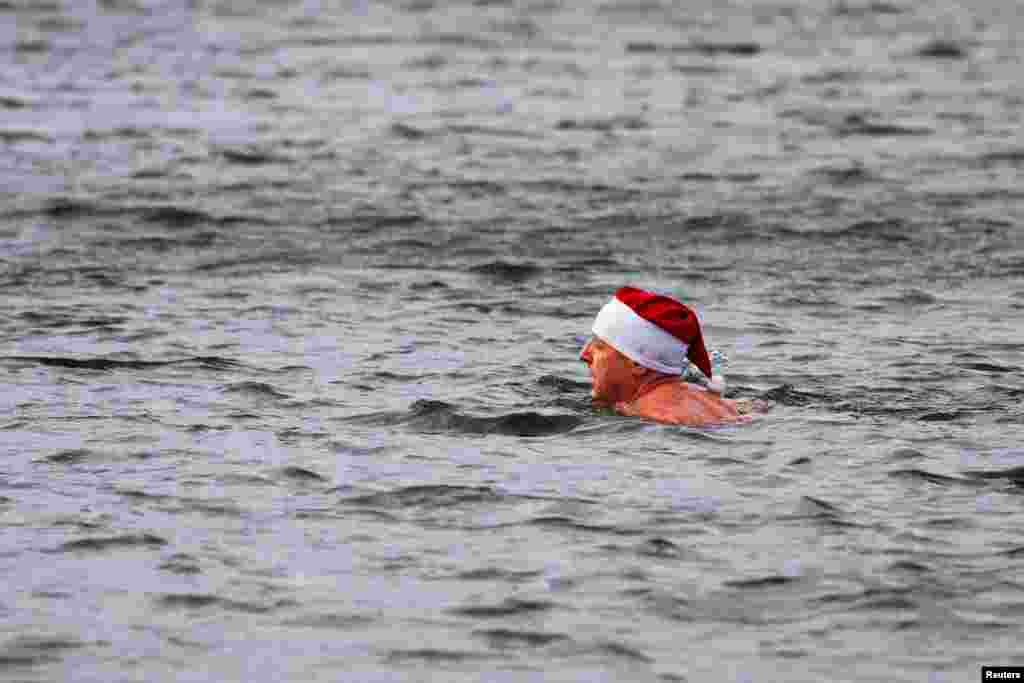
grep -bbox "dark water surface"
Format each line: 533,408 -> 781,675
2,0 -> 1024,681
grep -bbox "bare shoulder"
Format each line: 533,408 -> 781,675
618,383 -> 751,427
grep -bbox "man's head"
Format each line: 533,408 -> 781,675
579,335 -> 654,405
580,287 -> 712,402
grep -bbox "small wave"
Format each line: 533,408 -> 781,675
961,362 -> 1019,374
321,65 -> 372,81
421,33 -> 501,50
836,114 -> 932,137
36,198 -> 263,228
158,554 -> 201,575
964,466 -> 1024,486
857,594 -> 918,611
672,64 -> 724,75
6,356 -> 159,371
811,586 -> 909,609
915,39 -> 967,59
888,560 -> 932,573
385,648 -> 492,663
680,172 -> 760,183
103,233 -> 215,251
635,537 -> 684,558
880,289 -> 938,306
769,293 -> 840,310
518,180 -> 624,195
324,212 -> 426,231
759,384 -> 828,406
370,238 -> 435,252
0,95 -> 29,109
362,399 -> 582,437
110,487 -> 171,502
83,126 -> 152,141
979,149 -> 1024,167
430,77 -> 498,92
445,180 -> 507,197
407,279 -> 449,291
342,484 -> 507,509
921,516 -> 974,529
833,1 -> 905,16
525,515 -> 643,536
626,41 -> 760,57
834,218 -> 910,243
154,593 -> 222,609
360,371 -> 429,382
554,258 -> 623,274
889,468 -> 969,486
886,447 -> 925,461
193,251 -> 319,273
473,628 -> 570,648
592,641 -> 654,662
919,410 -> 972,422
156,593 -> 294,613
403,53 -> 447,70
801,69 -> 861,85
537,375 -> 590,393
54,534 -> 168,553
0,635 -> 85,667
243,88 -> 277,101
6,355 -> 239,373
295,35 -> 348,48
40,198 -> 106,219
181,500 -> 246,518
448,597 -> 556,618
455,568 -> 543,582
186,356 -> 241,371
0,128 -> 52,143
797,495 -> 843,516
324,33 -> 396,47
556,115 -> 648,132
146,206 -> 251,228
723,575 -> 797,589
222,382 -> 290,399
329,440 -> 394,458
679,212 -> 754,234
390,122 -> 432,140
810,164 -> 875,185
219,148 -> 291,166
282,613 -> 373,629
277,466 -> 327,482
626,41 -> 671,53
41,449 -> 92,464
18,312 -> 128,329
447,124 -> 540,139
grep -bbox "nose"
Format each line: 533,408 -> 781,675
580,340 -> 593,365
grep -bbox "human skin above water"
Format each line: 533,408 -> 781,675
579,336 -> 759,427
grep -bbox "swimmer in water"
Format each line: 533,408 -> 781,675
580,286 -> 766,427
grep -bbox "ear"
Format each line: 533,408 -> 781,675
628,359 -> 649,378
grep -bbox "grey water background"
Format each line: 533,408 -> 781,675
2,0 -> 1023,681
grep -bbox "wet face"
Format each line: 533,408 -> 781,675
579,336 -> 639,406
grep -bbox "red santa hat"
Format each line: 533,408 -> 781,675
591,286 -> 714,381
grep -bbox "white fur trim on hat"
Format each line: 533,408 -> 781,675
591,296 -> 688,375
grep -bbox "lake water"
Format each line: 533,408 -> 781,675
1,0 -> 1023,681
